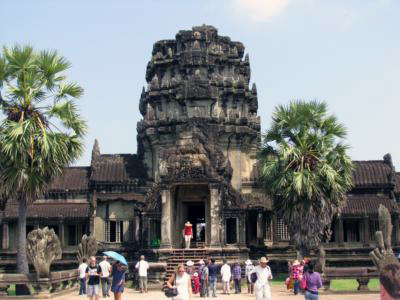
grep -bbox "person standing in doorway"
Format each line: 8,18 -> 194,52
86,256 -> 102,300
220,259 -> 231,295
99,256 -> 112,298
78,258 -> 88,295
251,257 -> 272,300
208,258 -> 218,298
135,255 -> 149,293
182,221 -> 193,249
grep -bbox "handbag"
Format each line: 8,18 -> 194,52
164,274 -> 178,298
250,272 -> 257,283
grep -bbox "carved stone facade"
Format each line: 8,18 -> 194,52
0,25 -> 399,271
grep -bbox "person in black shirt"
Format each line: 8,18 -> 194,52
208,258 -> 218,297
86,256 -> 103,300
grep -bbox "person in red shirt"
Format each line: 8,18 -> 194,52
182,221 -> 193,249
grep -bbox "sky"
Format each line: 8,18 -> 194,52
1,0 -> 400,168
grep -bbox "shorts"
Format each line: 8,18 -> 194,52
111,284 -> 124,293
87,284 -> 99,296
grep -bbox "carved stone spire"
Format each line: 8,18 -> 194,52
245,53 -> 249,63
251,83 -> 257,95
91,139 -> 100,166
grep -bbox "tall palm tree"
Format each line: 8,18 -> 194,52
0,45 -> 86,274
259,100 -> 353,258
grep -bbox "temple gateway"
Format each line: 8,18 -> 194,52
1,25 -> 399,275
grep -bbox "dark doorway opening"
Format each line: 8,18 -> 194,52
187,202 -> 205,242
226,218 -> 237,244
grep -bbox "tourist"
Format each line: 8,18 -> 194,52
291,259 -> 302,295
86,256 -> 102,300
245,259 -> 255,294
78,258 -> 88,295
111,261 -> 127,300
220,259 -> 231,294
182,221 -> 193,249
99,256 -> 112,298
199,260 -> 209,298
166,264 -> 192,300
379,263 -> 400,300
208,258 -> 218,297
303,263 -> 322,300
186,260 -> 195,291
251,256 -> 272,300
135,255 -> 149,293
232,262 -> 242,294
193,272 -> 200,294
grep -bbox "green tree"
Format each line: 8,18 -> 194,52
259,100 -> 353,258
0,45 -> 86,275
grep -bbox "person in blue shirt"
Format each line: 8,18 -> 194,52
208,258 -> 218,298
111,261 -> 127,300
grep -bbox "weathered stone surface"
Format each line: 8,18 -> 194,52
27,227 -> 62,278
77,235 -> 97,264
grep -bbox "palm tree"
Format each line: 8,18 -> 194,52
0,45 -> 86,275
259,100 -> 353,258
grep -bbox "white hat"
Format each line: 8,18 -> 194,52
185,221 -> 192,226
194,272 -> 198,276
245,259 -> 253,265
293,260 -> 300,266
259,257 -> 268,263
186,260 -> 194,266
198,259 -> 205,265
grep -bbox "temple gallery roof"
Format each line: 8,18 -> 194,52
352,160 -> 395,189
47,167 -> 90,193
342,194 -> 399,216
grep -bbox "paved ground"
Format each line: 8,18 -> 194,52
56,285 -> 379,299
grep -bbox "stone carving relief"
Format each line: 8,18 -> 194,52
27,227 -> 62,278
77,235 -> 97,264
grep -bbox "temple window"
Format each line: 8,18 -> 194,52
68,224 -> 77,245
226,218 -> 237,244
105,220 -> 124,243
265,215 -> 272,241
344,219 -> 361,242
277,218 -> 289,241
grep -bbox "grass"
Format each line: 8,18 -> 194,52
269,275 -> 379,291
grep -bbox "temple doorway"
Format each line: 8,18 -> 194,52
172,184 -> 210,248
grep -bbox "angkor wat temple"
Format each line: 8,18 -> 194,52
1,25 -> 399,273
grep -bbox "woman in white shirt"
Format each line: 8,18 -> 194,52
251,257 -> 273,300
167,264 -> 192,300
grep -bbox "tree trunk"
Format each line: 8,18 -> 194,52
17,197 -> 29,274
16,197 -> 30,295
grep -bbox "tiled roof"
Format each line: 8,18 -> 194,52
91,154 -> 146,183
3,202 -> 89,219
96,192 -> 145,202
395,173 -> 400,194
342,194 -> 398,215
47,167 -> 90,192
352,161 -> 392,189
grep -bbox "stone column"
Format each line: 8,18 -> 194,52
239,213 -> 246,247
272,214 -> 278,245
338,218 -> 344,246
209,184 -> 221,248
257,212 -> 264,245
160,188 -> 172,249
59,220 -> 65,248
135,213 -> 141,243
393,214 -> 400,246
2,222 -> 9,249
363,216 -> 370,246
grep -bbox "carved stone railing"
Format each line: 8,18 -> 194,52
322,266 -> 378,291
0,269 -> 78,298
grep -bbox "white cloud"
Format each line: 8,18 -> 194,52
232,0 -> 289,23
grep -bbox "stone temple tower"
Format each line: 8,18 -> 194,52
137,25 -> 261,250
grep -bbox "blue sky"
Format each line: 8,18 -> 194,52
1,0 -> 400,168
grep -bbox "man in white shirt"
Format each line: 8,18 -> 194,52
135,255 -> 149,293
99,256 -> 112,298
78,258 -> 88,295
220,259 -> 232,295
251,257 -> 273,300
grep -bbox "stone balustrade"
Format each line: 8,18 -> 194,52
322,266 -> 378,291
0,269 -> 79,298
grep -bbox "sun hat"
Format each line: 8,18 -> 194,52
259,257 -> 268,263
245,259 -> 253,265
185,221 -> 192,226
194,272 -> 198,276
186,260 -> 194,266
198,259 -> 205,265
293,260 -> 300,266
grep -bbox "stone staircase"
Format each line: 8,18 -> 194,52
164,249 -> 208,281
